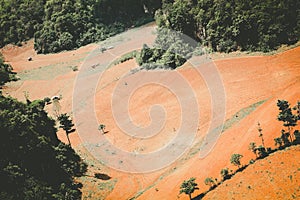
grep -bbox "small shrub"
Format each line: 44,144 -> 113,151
44,97 -> 51,105
71,66 -> 78,71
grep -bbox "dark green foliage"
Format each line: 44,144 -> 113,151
230,154 -> 243,168
43,97 -> 51,105
0,55 -> 17,86
256,145 -> 268,158
220,168 -> 230,181
274,137 -> 283,149
156,0 -> 300,52
277,100 -> 297,141
98,124 -> 106,134
113,51 -> 138,66
0,0 -> 158,53
280,129 -> 291,146
179,177 -> 199,200
204,177 -> 216,189
0,94 -> 87,199
294,130 -> 300,144
248,142 -> 257,157
0,0 -> 45,47
293,101 -> 300,120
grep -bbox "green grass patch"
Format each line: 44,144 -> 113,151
222,99 -> 267,132
108,50 -> 138,68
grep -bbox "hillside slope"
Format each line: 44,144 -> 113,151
203,145 -> 300,200
1,24 -> 300,199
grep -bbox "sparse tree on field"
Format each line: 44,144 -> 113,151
280,129 -> 291,146
257,122 -> 265,148
220,168 -> 230,181
230,154 -> 243,169
293,101 -> 300,120
256,145 -> 267,158
58,113 -> 74,146
179,177 -> 199,200
277,100 -> 297,142
204,177 -> 216,189
274,137 -> 283,148
248,142 -> 257,158
98,124 -> 106,134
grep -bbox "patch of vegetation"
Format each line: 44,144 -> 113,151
136,28 -> 195,70
111,50 -> 138,67
222,99 -> 267,132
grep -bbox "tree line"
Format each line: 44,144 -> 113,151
1,0 -> 299,54
180,99 -> 300,200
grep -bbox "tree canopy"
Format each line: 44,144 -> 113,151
156,0 -> 300,52
0,0 -> 160,53
0,94 -> 87,199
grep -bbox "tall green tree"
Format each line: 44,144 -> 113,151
179,177 -> 199,200
248,142 -> 257,158
220,168 -> 230,181
277,100 -> 297,141
58,113 -> 74,146
204,177 -> 216,189
230,154 -> 243,169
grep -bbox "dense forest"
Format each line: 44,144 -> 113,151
0,0 -> 161,53
0,0 -> 299,53
0,56 -> 87,199
156,0 -> 300,52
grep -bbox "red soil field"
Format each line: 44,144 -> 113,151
1,24 -> 299,199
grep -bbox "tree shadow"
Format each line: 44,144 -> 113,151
94,173 -> 111,180
192,193 -> 205,200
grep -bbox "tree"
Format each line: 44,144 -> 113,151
248,142 -> 257,158
204,177 -> 216,189
293,130 -> 300,144
293,101 -> 300,120
58,113 -> 75,146
98,124 -> 106,134
277,100 -> 297,142
274,137 -> 283,149
256,145 -> 268,158
179,177 -> 199,200
257,122 -> 265,147
280,129 -> 291,146
220,168 -> 230,181
230,154 -> 243,169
